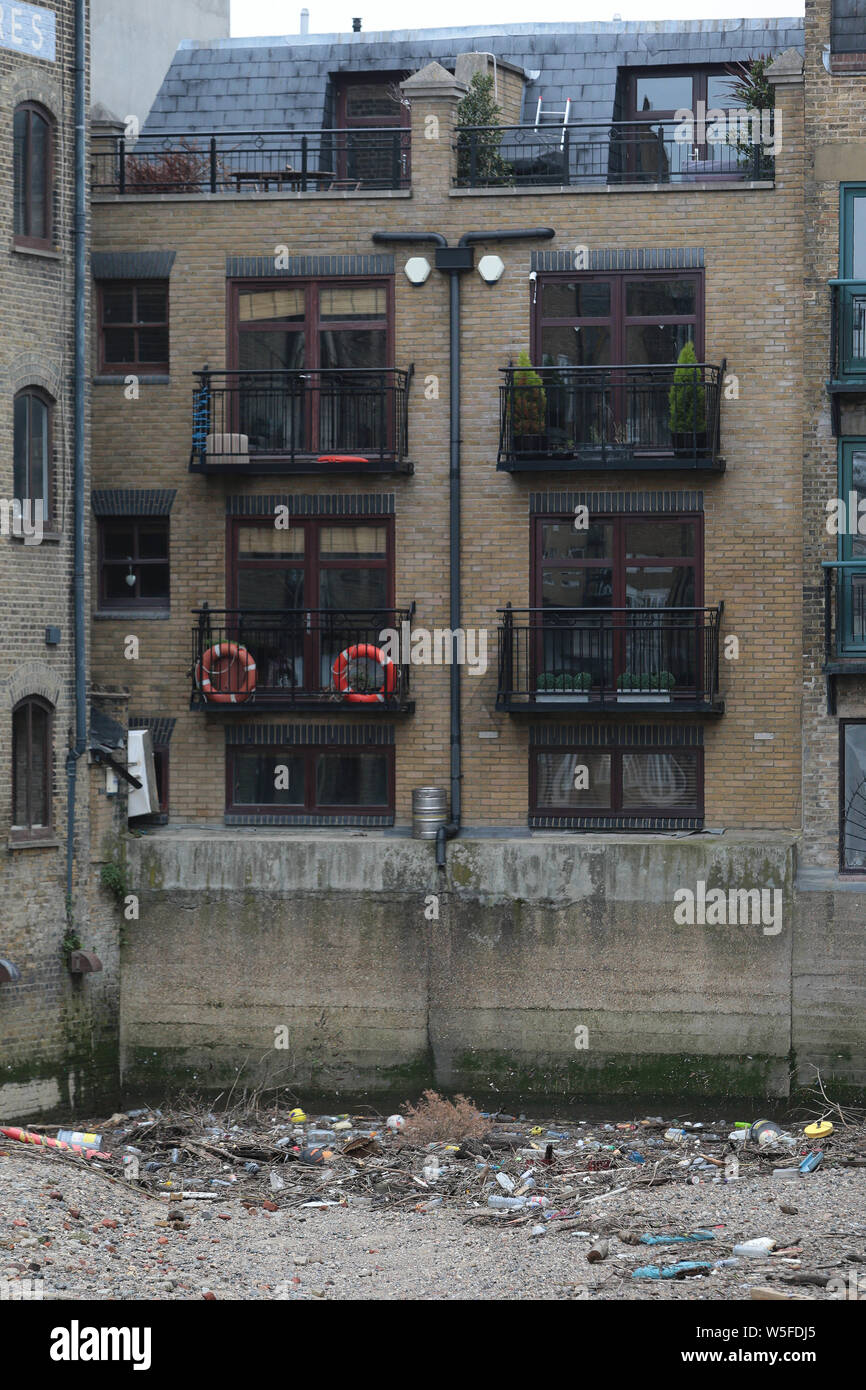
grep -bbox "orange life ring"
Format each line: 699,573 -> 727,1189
332,642 -> 396,704
196,642 -> 257,704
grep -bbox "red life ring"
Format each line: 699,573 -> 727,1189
196,642 -> 257,704
332,642 -> 396,704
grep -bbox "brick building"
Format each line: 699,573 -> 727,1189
88,17 -> 866,1102
0,0 -> 122,1120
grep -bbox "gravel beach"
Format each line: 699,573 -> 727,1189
2,1110 -> 864,1302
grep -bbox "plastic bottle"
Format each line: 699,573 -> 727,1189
57,1130 -> 101,1150
422,1156 -> 440,1182
488,1194 -> 527,1210
733,1237 -> 776,1256
306,1128 -> 336,1143
664,1128 -> 687,1142
799,1150 -> 823,1173
496,1171 -> 515,1193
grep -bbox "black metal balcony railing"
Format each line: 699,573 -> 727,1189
829,280 -> 866,382
91,128 -> 411,194
455,120 -> 774,189
497,605 -> 724,712
821,561 -> 866,713
190,368 -> 412,472
498,363 -> 724,470
190,607 -> 415,712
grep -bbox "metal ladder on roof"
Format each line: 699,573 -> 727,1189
534,96 -> 572,149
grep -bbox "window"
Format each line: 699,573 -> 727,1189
226,742 -> 394,818
13,389 -> 52,525
232,278 -> 391,373
99,518 -> 170,609
228,516 -> 392,694
531,740 -> 702,822
13,103 -> 53,248
534,272 -> 702,367
12,697 -> 52,838
839,185 -> 866,375
627,67 -> 747,122
98,282 -> 169,372
334,74 -> 410,188
841,721 -> 866,870
532,512 -> 703,692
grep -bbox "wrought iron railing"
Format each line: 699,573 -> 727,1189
191,606 -> 414,710
190,367 -> 412,468
497,605 -> 724,709
823,561 -> 866,662
455,119 -> 774,188
498,362 -> 724,465
91,127 -> 411,194
829,280 -> 866,381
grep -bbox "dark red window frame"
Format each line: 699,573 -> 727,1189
531,511 -> 704,609
97,280 -> 170,374
225,741 -> 395,817
13,387 -> 53,525
11,696 -> 53,839
227,275 -> 395,370
13,102 -> 54,249
529,741 -> 704,819
226,514 -> 395,610
532,270 -> 704,366
98,516 -> 170,610
625,65 -> 746,121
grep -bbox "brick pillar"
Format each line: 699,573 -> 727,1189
401,61 -> 467,210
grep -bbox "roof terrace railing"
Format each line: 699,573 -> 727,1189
91,128 -> 411,194
455,118 -> 775,188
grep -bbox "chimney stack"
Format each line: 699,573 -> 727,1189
300,8 -> 309,32
352,17 -> 361,31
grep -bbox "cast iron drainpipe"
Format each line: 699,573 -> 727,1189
372,227 -> 554,869
66,0 -> 88,910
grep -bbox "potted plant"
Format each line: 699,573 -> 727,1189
510,350 -> 547,456
535,671 -> 592,703
616,670 -> 676,703
668,341 -> 707,456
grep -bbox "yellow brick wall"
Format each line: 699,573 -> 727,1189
90,75 -> 805,831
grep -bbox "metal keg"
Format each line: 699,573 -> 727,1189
412,786 -> 448,839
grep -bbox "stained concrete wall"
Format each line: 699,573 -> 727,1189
120,829 -> 832,1101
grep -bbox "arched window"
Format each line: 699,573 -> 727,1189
13,103 -> 53,248
11,697 -> 53,838
13,389 -> 52,525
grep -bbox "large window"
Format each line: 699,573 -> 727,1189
626,67 -> 747,121
231,278 -> 391,373
98,518 -> 170,610
98,282 -> 169,373
12,697 -> 52,839
227,742 -> 393,817
841,721 -> 866,871
334,74 -> 410,188
228,516 -> 392,693
533,512 -> 702,692
531,741 -> 702,821
13,103 -> 53,248
13,389 -> 52,525
534,272 -> 702,368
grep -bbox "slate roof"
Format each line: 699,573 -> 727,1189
143,18 -> 804,134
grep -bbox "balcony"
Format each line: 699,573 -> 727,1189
91,128 -> 411,194
828,280 -> 866,434
455,120 -> 774,189
190,606 -> 415,714
822,561 -> 866,712
190,368 -> 413,474
497,605 -> 724,714
498,363 -> 725,472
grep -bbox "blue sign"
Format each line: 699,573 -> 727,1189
0,3 -> 56,62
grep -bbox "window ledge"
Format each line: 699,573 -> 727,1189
93,374 -> 171,386
8,530 -> 61,544
8,835 -> 60,851
450,181 -> 775,197
12,242 -> 62,259
94,609 -> 170,620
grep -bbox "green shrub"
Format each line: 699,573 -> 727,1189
668,340 -> 706,436
512,350 -> 547,437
